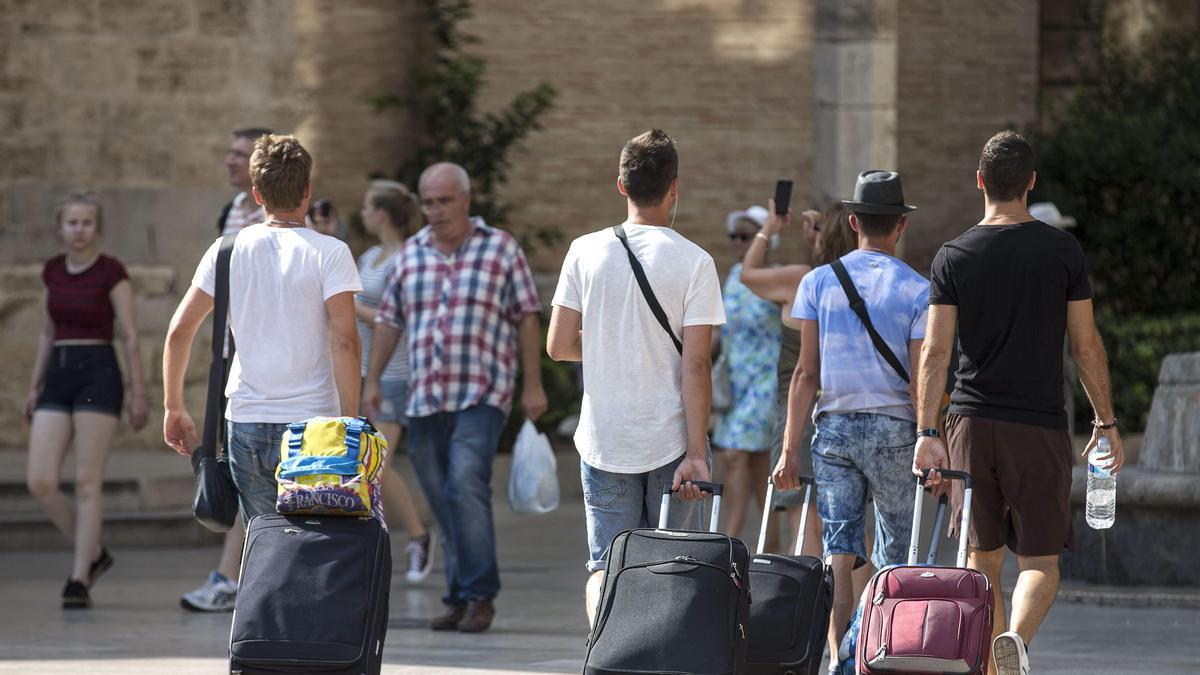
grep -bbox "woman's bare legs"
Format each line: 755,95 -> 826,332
217,521 -> 245,581
26,410 -> 77,545
721,448 -> 770,540
69,411 -> 118,583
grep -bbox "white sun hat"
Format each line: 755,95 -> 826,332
726,205 -> 779,249
1029,202 -> 1077,229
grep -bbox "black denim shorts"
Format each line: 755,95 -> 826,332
36,345 -> 124,417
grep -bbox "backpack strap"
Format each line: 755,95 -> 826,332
612,225 -> 683,355
343,417 -> 366,463
830,258 -> 910,384
285,421 -> 307,460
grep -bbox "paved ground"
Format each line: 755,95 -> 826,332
1,452 -> 1197,674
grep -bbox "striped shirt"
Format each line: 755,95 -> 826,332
376,218 -> 541,418
357,245 -> 410,382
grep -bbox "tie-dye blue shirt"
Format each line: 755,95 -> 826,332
791,250 -> 929,422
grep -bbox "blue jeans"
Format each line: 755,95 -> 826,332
227,421 -> 289,526
580,453 -> 710,572
811,412 -> 915,570
406,405 -> 507,605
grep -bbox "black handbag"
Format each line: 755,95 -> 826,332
192,232 -> 240,532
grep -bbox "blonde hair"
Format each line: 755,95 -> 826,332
250,134 -> 312,211
55,190 -> 104,232
366,180 -> 418,236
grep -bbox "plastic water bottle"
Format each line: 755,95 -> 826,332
1086,437 -> 1116,529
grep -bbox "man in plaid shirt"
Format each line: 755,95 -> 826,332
365,162 -> 547,634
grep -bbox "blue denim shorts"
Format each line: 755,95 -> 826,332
811,412 -> 916,570
376,379 -> 409,425
580,453 -> 711,572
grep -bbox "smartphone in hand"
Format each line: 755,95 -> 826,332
774,180 -> 793,215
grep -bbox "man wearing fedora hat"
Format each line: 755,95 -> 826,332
772,169 -> 930,657
912,131 -> 1123,675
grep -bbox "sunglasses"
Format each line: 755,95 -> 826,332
729,233 -> 755,242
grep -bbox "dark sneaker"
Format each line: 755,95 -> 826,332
458,599 -> 495,633
430,604 -> 466,631
88,547 -> 114,586
62,579 -> 90,609
405,532 -> 435,584
180,571 -> 238,612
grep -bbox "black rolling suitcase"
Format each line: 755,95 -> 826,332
230,514 -> 391,675
583,481 -> 751,675
746,477 -> 833,675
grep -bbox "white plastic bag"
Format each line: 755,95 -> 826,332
508,420 -> 560,514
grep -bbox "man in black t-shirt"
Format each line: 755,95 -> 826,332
912,131 -> 1124,675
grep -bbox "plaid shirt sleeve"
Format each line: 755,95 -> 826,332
504,235 -> 542,323
375,264 -> 404,330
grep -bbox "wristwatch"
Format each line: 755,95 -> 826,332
1092,418 -> 1117,430
917,428 -> 940,438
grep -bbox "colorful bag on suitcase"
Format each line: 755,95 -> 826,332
275,416 -> 387,518
230,514 -> 391,675
747,476 -> 833,675
583,481 -> 751,675
856,470 -> 993,675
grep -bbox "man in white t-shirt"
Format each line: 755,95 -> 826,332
547,129 -> 726,627
163,134 -> 363,522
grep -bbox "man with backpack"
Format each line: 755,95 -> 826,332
772,170 -> 929,658
546,129 -> 725,627
163,133 -> 364,519
914,131 -> 1124,675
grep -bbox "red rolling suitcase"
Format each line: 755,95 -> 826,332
856,470 -> 993,675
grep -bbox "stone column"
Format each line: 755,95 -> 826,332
812,0 -> 899,205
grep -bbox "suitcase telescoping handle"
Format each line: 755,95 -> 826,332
659,481 -> 723,532
908,469 -> 973,568
756,476 -> 815,555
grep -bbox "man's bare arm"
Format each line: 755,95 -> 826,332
1068,298 -> 1124,472
916,305 -> 957,430
162,286 -> 214,454
774,319 -> 820,491
912,304 -> 956,484
325,291 -> 362,417
675,324 -> 714,500
546,305 -> 583,362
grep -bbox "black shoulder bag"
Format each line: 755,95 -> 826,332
191,232 -> 241,532
612,225 -> 682,354
830,258 -> 910,383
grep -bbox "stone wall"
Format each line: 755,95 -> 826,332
460,0 -> 819,275
3,1 -> 1152,452
0,0 -> 414,450
893,0 -> 1040,273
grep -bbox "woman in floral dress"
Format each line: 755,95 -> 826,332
713,205 -> 782,540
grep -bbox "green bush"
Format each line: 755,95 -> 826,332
1075,312 -> 1200,432
1030,32 -> 1200,316
370,0 -> 559,250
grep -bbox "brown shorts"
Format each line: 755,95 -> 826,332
945,413 -> 1074,556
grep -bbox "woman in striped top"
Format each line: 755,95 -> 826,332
356,182 -> 436,584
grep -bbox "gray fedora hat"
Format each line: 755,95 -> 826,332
842,170 -> 917,215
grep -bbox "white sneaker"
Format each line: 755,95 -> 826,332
405,531 -> 436,584
992,631 -> 1030,675
180,571 -> 238,612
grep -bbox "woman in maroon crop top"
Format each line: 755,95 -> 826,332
24,191 -> 148,609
